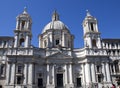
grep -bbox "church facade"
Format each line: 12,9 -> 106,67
0,8 -> 120,88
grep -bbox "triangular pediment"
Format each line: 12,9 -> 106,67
46,52 -> 73,59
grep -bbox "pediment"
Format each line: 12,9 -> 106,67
46,52 -> 73,59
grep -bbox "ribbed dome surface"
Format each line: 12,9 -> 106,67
42,20 -> 68,33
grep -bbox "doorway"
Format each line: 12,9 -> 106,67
38,78 -> 43,88
56,74 -> 63,87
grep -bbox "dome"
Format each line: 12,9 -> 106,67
42,11 -> 69,33
42,20 -> 68,33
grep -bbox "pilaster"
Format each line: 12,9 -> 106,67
28,63 -> 33,85
6,63 -> 11,85
10,63 -> 15,84
102,62 -> 107,82
105,63 -> 111,82
23,63 -> 28,84
91,63 -> 96,82
85,62 -> 91,84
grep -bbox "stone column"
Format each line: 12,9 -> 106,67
82,63 -> 85,84
113,65 -> 116,73
10,63 -> 15,84
119,62 -> 120,72
14,34 -> 18,48
47,64 -> 50,85
105,63 -> 111,82
23,63 -> 28,84
52,65 -> 55,85
6,63 -> 11,84
27,21 -> 29,29
88,37 -> 92,48
85,63 -> 91,83
16,20 -> 19,29
28,63 -> 33,85
67,65 -> 69,83
69,64 -> 73,84
91,63 -> 96,82
106,43 -> 108,49
102,63 -> 107,82
65,64 -> 68,84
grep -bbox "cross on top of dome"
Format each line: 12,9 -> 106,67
52,10 -> 60,21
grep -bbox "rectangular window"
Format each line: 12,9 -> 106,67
17,76 -> 22,84
17,65 -> 23,74
96,65 -> 101,73
0,64 -> 5,76
98,75 -> 102,83
77,78 -> 82,87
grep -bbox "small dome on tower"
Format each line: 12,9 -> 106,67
42,11 -> 69,33
84,10 -> 96,20
17,7 -> 32,21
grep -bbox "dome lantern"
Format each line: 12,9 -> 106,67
52,10 -> 59,21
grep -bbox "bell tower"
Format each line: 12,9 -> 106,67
82,10 -> 102,48
14,8 -> 32,48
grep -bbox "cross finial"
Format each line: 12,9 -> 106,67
23,7 -> 28,14
86,10 -> 91,16
52,10 -> 59,21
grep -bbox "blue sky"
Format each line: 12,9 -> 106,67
0,0 -> 120,48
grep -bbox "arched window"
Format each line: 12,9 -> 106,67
91,23 -> 94,31
20,38 -> 24,47
22,20 -> 25,29
92,39 -> 97,47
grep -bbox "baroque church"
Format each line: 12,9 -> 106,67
0,8 -> 120,88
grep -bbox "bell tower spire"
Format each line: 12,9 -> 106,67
14,8 -> 32,48
82,10 -> 102,48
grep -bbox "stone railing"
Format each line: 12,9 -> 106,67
85,48 -> 108,56
7,48 -> 33,56
85,48 -> 120,56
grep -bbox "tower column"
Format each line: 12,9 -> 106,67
25,33 -> 30,47
27,21 -> 29,29
16,19 -> 19,29
14,34 -> 19,48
